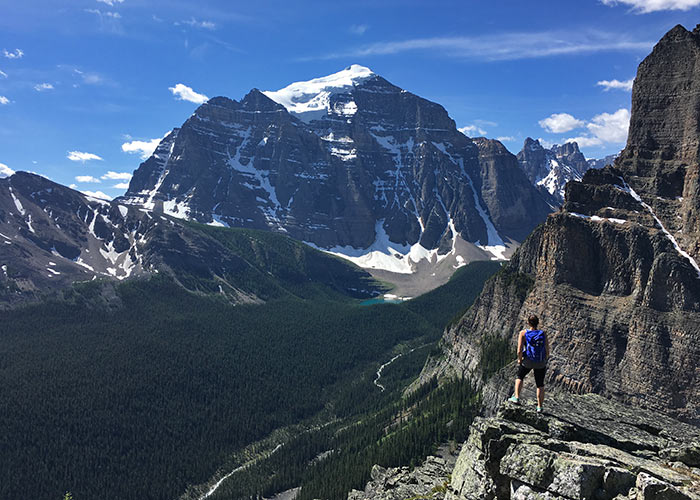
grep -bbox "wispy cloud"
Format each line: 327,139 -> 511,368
349,24 -> 369,35
0,162 -> 14,178
34,83 -> 54,92
459,125 -> 488,136
597,78 -> 634,91
112,182 -> 130,189
101,171 -> 132,180
70,68 -> 105,85
539,113 -> 585,133
600,0 -> 700,13
67,151 -> 103,162
86,8 -> 121,19
0,96 -> 9,105
3,49 -> 24,59
0,70 -> 7,78
304,30 -> 653,62
496,136 -> 516,142
81,190 -> 113,200
75,175 -> 101,183
97,0 -> 124,5
122,136 -> 162,159
169,83 -> 208,104
177,18 -> 216,30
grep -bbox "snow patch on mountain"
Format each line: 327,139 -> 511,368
263,65 -> 374,122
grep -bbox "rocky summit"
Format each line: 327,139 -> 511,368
448,393 -> 700,500
421,24 -> 700,423
120,65 -> 552,275
516,138 -> 591,206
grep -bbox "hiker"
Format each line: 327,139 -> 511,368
508,314 -> 550,413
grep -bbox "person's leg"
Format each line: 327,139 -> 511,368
514,378 -> 523,399
513,365 -> 530,400
534,367 -> 546,409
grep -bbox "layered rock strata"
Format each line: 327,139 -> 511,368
422,24 -> 700,423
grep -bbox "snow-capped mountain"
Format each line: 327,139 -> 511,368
121,66 -> 552,276
516,138 -> 590,206
516,138 -> 621,206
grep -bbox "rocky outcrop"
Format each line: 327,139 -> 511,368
421,24 -> 700,423
448,393 -> 700,500
348,453 -> 456,500
121,66 -> 551,268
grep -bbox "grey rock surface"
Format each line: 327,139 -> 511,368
348,454 -> 456,500
447,393 -> 700,500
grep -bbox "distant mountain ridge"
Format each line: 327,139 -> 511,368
0,172 -> 381,305
120,65 -> 553,275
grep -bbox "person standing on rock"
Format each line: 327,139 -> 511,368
508,315 -> 549,413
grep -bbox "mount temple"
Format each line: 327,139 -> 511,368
121,65 -> 552,276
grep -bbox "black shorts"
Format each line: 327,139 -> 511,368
517,363 -> 547,388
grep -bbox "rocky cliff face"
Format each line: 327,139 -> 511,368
517,139 -> 590,205
448,393 -> 700,500
121,66 -> 552,273
423,24 -> 700,424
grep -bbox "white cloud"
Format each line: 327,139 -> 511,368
586,108 -> 630,143
0,162 -> 14,178
307,30 -> 653,62
75,175 -> 101,183
80,190 -> 113,201
67,151 -> 103,162
121,136 -> 162,159
564,108 -> 630,148
565,136 -> 604,148
458,125 -> 487,136
178,18 -> 216,30
169,83 -> 208,104
600,0 -> 700,12
537,138 -> 555,149
97,0 -> 124,5
0,96 -> 9,105
597,78 -> 634,91
101,171 -> 132,180
539,113 -> 585,133
112,182 -> 130,189
0,70 -> 7,78
34,83 -> 54,92
69,183 -> 78,189
496,136 -> 516,142
349,24 -> 369,35
3,49 -> 23,59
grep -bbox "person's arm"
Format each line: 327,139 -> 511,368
545,333 -> 550,360
517,330 -> 524,365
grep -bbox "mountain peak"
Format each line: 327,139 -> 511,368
262,64 -> 376,121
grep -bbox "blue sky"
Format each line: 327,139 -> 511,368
0,0 -> 698,199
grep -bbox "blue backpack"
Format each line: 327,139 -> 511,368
524,329 -> 547,363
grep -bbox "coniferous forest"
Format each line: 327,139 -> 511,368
0,246 -> 502,500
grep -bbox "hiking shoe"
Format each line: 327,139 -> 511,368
508,396 -> 520,405
536,406 -> 543,413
